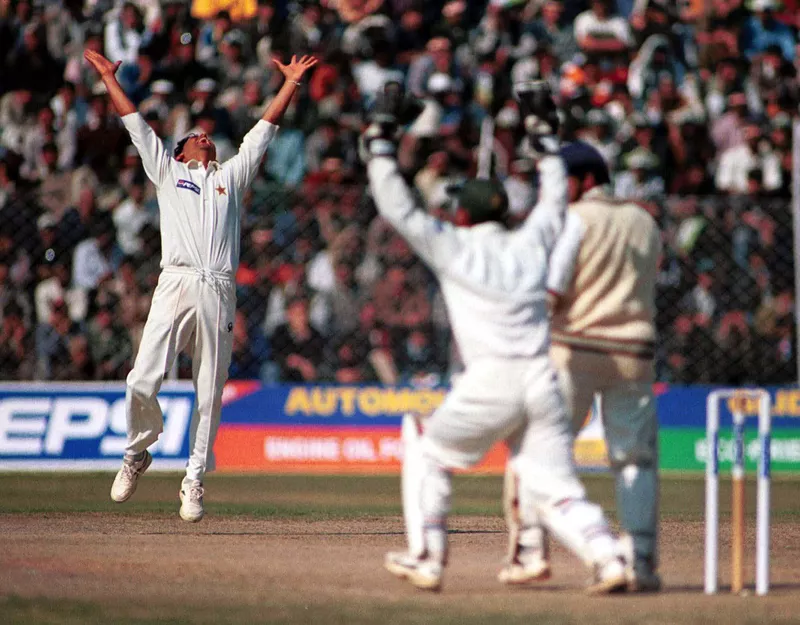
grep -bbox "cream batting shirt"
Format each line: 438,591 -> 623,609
547,187 -> 661,358
368,155 -> 567,363
121,113 -> 277,277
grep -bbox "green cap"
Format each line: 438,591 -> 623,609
457,179 -> 509,225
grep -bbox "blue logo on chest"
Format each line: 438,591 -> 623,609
177,179 -> 201,195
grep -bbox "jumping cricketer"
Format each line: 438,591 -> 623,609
361,82 -> 628,594
84,49 -> 318,522
500,141 -> 662,592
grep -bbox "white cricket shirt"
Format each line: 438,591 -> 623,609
368,156 -> 567,363
121,113 -> 277,277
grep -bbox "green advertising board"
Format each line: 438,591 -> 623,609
660,429 -> 800,473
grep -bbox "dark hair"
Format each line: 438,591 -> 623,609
173,133 -> 197,158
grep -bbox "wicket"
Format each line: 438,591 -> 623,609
704,389 -> 771,596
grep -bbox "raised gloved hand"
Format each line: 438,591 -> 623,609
358,119 -> 400,161
513,80 -> 561,157
359,81 -> 424,162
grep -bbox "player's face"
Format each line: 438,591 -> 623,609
178,133 -> 217,163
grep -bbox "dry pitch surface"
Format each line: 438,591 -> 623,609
1,474 -> 800,625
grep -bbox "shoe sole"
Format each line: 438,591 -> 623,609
110,452 -> 152,503
498,566 -> 552,585
586,572 -> 628,596
384,560 -> 442,591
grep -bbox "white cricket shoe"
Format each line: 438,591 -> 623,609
586,557 -> 628,595
384,551 -> 443,591
498,548 -> 551,585
110,450 -> 152,503
179,480 -> 205,523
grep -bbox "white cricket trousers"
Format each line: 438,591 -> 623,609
403,357 -> 618,567
125,267 -> 236,487
423,358 -> 580,488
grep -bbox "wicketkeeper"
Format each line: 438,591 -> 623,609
500,141 -> 662,591
361,81 -> 627,594
84,48 -> 317,522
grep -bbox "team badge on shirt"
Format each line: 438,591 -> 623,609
177,179 -> 201,195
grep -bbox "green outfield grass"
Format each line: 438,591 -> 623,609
2,472 -> 800,519
2,473 -> 800,625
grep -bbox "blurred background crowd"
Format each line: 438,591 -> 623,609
0,0 -> 798,385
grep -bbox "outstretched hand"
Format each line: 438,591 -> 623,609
272,54 -> 319,82
84,49 -> 121,78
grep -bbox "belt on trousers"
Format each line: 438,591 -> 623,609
161,266 -> 235,295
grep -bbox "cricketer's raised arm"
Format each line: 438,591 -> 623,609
119,113 -> 173,189
84,49 -> 172,188
517,155 -> 568,254
226,54 -> 318,190
367,156 -> 460,272
511,80 -> 568,253
225,121 -> 279,191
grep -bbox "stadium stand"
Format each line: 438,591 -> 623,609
0,0 -> 797,384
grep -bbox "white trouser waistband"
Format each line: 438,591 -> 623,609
162,266 -> 235,282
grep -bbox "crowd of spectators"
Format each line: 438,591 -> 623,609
0,0 -> 798,385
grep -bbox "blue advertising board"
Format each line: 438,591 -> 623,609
0,382 -> 195,470
2,381 -> 800,473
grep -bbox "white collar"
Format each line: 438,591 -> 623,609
185,159 -> 221,171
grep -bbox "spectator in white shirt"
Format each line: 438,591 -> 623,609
34,259 -> 88,324
104,2 -> 144,66
716,122 -> 782,194
577,109 -> 620,169
682,268 -> 717,320
351,38 -> 404,103
407,73 -> 452,139
574,0 -> 633,56
113,175 -> 152,255
614,147 -> 665,200
72,214 -> 117,291
406,37 -> 453,99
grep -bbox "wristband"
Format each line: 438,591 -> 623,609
289,80 -> 301,86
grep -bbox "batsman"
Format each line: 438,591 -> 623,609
500,142 -> 662,592
361,81 -> 628,594
84,48 -> 317,522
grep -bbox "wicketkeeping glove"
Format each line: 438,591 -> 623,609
359,81 -> 424,163
358,120 -> 400,162
513,80 -> 561,157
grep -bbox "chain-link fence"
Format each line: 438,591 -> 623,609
0,173 -> 795,386
1,0 -> 798,387
655,195 -> 796,385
